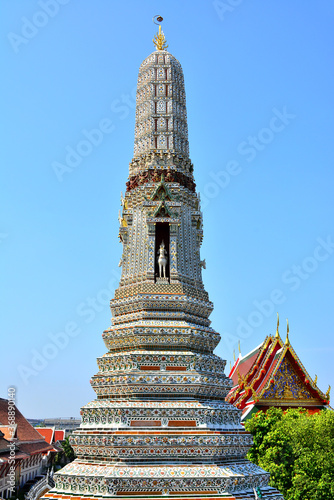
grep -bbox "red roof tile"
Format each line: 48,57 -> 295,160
0,425 -> 16,441
54,430 -> 65,442
37,427 -> 54,444
0,399 -> 54,456
0,399 -> 47,442
19,441 -> 54,455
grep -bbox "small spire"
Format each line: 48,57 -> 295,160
153,25 -> 168,51
314,374 -> 318,385
275,312 -> 279,338
325,385 -> 331,401
233,350 -> 236,362
285,318 -> 290,345
229,360 -> 232,371
238,340 -> 241,354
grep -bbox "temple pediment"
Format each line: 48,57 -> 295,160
150,173 -> 174,201
260,356 -> 323,405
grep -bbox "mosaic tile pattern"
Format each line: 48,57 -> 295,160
102,322 -> 221,353
134,51 -> 189,159
263,357 -> 313,400
51,461 -> 278,497
42,40 -> 284,499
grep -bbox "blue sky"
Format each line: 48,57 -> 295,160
1,1 -> 333,418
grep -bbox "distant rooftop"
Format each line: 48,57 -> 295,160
28,417 -> 81,430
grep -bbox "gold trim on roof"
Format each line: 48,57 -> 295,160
326,385 -> 331,401
285,318 -> 290,345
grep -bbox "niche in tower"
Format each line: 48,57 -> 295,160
155,222 -> 170,281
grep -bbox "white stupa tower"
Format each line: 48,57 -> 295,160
42,22 -> 283,500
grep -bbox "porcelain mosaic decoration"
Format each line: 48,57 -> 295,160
43,24 -> 284,500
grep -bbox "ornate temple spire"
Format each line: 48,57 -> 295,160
131,19 -> 189,163
42,21 -> 284,500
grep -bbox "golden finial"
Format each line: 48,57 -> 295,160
233,350 -> 236,362
275,312 -> 279,338
238,340 -> 241,354
325,385 -> 331,401
314,374 -> 318,385
285,318 -> 290,345
153,24 -> 168,51
229,361 -> 232,371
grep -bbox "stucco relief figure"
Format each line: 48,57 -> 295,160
158,241 -> 168,278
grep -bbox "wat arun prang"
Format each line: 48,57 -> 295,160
43,24 -> 283,500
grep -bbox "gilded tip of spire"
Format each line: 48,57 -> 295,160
152,16 -> 168,51
238,340 -> 241,354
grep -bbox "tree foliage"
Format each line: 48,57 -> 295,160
245,408 -> 334,500
54,436 -> 76,466
62,436 -> 76,461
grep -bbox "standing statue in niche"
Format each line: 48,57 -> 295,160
158,241 -> 168,278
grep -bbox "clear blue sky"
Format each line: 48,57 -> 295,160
1,1 -> 333,418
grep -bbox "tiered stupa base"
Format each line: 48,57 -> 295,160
44,460 -> 282,499
42,397 -> 283,499
41,322 -> 284,499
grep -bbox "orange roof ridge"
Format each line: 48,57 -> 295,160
37,427 -> 55,444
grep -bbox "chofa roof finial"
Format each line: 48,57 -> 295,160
275,312 -> 279,338
153,15 -> 168,51
285,318 -> 290,345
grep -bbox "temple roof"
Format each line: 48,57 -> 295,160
37,427 -> 55,444
0,398 -> 54,455
226,332 -> 330,420
37,427 -> 64,453
54,429 -> 65,442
